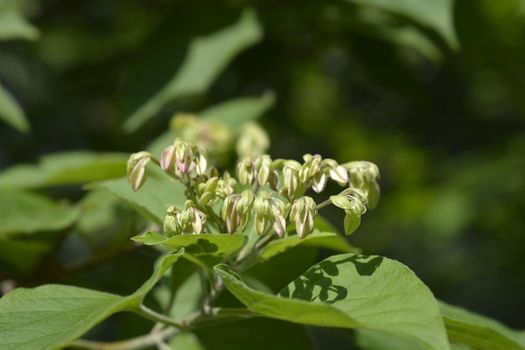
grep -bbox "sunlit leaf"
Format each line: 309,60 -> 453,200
133,231 -> 246,265
259,231 -> 357,261
124,9 -> 263,132
92,168 -> 186,224
0,253 -> 183,350
217,254 -> 450,350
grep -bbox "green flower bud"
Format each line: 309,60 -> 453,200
342,161 -> 380,209
237,155 -> 273,187
127,151 -> 151,192
322,158 -> 348,186
236,122 -> 270,158
270,197 -> 288,238
299,154 -> 322,183
255,155 -> 272,186
237,190 -> 255,215
221,192 -> 252,234
289,196 -> 317,239
163,205 -> 181,236
311,172 -> 327,193
281,160 -> 301,198
237,157 -> 253,185
216,172 -> 236,198
343,161 -> 380,187
163,202 -> 206,236
198,177 -> 220,206
253,192 -> 274,236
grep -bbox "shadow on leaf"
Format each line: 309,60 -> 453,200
280,255 -> 384,304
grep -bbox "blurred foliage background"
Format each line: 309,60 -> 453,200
1,0 -> 524,344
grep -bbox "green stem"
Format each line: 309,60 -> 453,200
316,198 -> 332,209
69,326 -> 178,350
136,305 -> 185,329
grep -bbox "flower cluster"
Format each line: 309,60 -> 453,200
127,138 -> 380,240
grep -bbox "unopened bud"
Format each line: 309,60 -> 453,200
299,154 -> 322,183
323,159 -> 348,186
282,160 -> 301,198
255,155 -> 272,186
236,122 -> 270,158
289,196 -> 317,239
216,172 -> 236,198
343,161 -> 380,209
253,192 -> 273,236
127,152 -> 151,191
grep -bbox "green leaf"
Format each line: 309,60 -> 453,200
0,189 -> 79,236
0,81 -> 29,133
133,232 -> 246,265
201,92 -> 275,128
345,0 -> 458,49
357,329 -> 426,350
92,168 -> 186,224
259,231 -> 357,261
124,8 -> 263,132
0,252 -> 183,350
0,11 -> 39,41
216,254 -> 450,350
440,301 -> 525,350
0,152 -> 128,189
147,92 -> 274,156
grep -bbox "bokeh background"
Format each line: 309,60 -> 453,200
1,0 -> 524,341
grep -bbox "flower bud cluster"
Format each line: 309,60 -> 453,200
237,155 -> 279,190
343,161 -> 380,209
253,192 -> 289,237
160,139 -> 207,178
163,200 -> 206,236
127,137 -> 380,240
330,188 -> 368,235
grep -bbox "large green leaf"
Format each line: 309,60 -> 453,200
201,92 -> 275,128
259,231 -> 357,261
440,301 -> 525,350
0,10 -> 39,41
216,254 -> 450,350
0,189 -> 79,236
124,9 -> 263,132
147,92 -> 275,156
0,152 -> 128,189
0,81 -> 29,133
0,253 -> 182,350
345,0 -> 458,49
93,168 -> 186,224
133,232 -> 246,266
